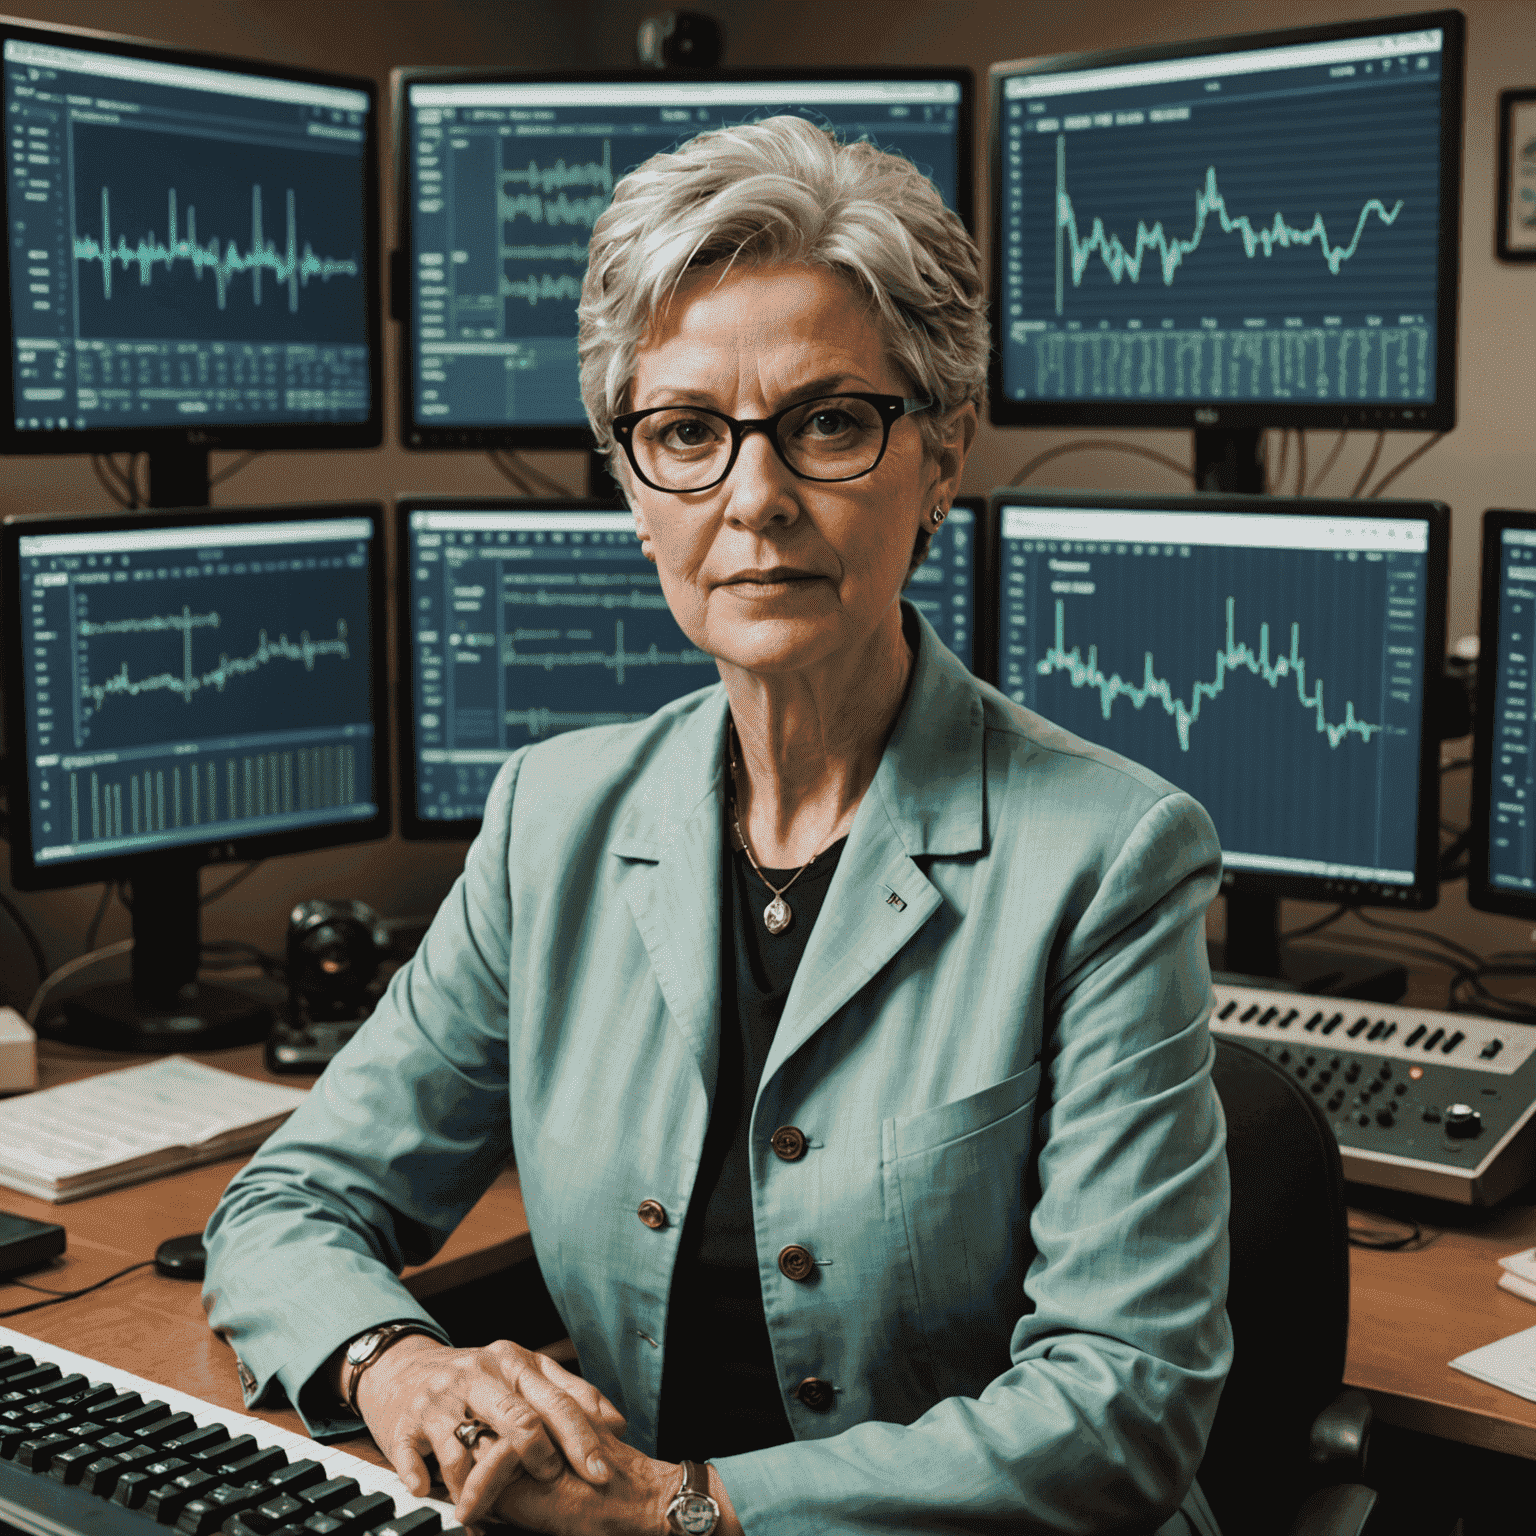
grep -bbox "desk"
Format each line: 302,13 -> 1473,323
10,1023 -> 1536,1479
0,1036 -> 530,1470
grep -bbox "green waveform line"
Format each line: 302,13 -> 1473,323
73,185 -> 360,313
502,139 -> 613,196
1052,133 -> 1403,314
506,708 -> 649,738
500,272 -> 585,307
501,620 -> 712,686
81,607 -> 349,710
1036,595 -> 1385,752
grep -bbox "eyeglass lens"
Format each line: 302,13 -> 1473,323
630,396 -> 892,490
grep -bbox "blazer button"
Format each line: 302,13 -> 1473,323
794,1377 -> 835,1411
770,1126 -> 808,1161
777,1244 -> 816,1281
637,1199 -> 667,1230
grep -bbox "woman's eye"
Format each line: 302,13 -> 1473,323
804,410 -> 855,438
651,416 -> 718,451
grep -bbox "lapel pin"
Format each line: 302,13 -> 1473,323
885,890 -> 907,912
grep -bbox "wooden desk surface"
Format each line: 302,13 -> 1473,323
0,1036 -> 530,1467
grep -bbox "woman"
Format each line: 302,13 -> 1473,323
204,116 -> 1229,1536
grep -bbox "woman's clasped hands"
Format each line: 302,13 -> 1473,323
354,1334 -> 684,1533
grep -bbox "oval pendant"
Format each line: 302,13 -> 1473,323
763,895 -> 792,935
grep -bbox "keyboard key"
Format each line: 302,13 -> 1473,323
0,1355 -> 41,1382
252,1492 -> 309,1530
1405,1024 -> 1426,1047
16,1430 -> 75,1472
108,1400 -> 178,1436
195,1433 -> 257,1468
225,1445 -> 288,1482
30,1372 -> 91,1404
1442,1030 -> 1466,1055
373,1511 -> 442,1536
48,1440 -> 104,1483
112,1469 -> 158,1508
140,1412 -> 199,1446
164,1423 -> 235,1460
144,1467 -> 219,1521
177,1479 -> 271,1534
296,1476 -> 362,1514
1423,1027 -> 1445,1051
331,1491 -> 395,1534
82,1443 -> 159,1496
0,1418 -> 54,1458
2,1364 -> 63,1395
264,1459 -> 327,1497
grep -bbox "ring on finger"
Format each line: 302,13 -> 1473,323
454,1415 -> 497,1451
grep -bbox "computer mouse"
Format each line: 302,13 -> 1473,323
154,1233 -> 206,1280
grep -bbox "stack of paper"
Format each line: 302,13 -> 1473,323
1452,1323 -> 1536,1404
0,1056 -> 308,1202
1498,1247 -> 1536,1304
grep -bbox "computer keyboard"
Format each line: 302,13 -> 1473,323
0,1324 -> 461,1536
1211,982 -> 1536,1206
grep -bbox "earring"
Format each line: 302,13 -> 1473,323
931,505 -> 948,527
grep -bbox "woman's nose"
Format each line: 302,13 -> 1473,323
723,426 -> 799,529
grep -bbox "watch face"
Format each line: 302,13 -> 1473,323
675,1495 -> 717,1536
346,1331 -> 382,1364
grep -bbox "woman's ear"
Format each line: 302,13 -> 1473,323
934,401 -> 978,504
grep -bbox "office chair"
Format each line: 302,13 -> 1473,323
1199,1037 -> 1378,1536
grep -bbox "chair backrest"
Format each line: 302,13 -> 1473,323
1197,1037 -> 1351,1536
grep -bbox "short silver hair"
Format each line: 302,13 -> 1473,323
578,115 -> 988,466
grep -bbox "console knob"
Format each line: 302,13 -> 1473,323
1444,1104 -> 1483,1139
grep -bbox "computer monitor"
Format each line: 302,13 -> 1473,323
397,495 -> 979,838
394,69 -> 972,455
0,19 -> 382,505
988,11 -> 1463,448
0,502 -> 389,1047
985,489 -> 1447,995
1470,510 -> 1536,917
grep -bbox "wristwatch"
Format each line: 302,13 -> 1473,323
342,1321 -> 437,1416
666,1460 -> 720,1536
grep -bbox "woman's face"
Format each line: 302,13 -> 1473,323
625,261 -> 971,678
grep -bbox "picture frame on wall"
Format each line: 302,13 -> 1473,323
1497,87 -> 1536,261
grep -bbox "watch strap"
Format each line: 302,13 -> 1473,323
343,1321 -> 437,1417
666,1460 -> 720,1535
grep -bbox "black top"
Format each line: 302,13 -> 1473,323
655,819 -> 847,1461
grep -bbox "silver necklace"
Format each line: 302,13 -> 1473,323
727,721 -> 822,936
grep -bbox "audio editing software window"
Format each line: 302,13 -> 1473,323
19,517 -> 378,867
997,23 -> 1446,414
406,504 -> 976,824
1485,529 -> 1536,893
997,505 -> 1429,885
3,38 -> 373,431
405,78 -> 964,431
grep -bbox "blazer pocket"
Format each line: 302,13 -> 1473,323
888,1061 -> 1042,1160
884,1063 -> 1043,1402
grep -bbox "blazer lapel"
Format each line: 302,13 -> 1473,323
611,691 -> 731,1081
763,607 -> 987,1083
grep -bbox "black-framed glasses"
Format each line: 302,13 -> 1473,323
610,393 -> 932,494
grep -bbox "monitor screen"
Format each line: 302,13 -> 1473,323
398,496 -> 978,836
988,491 -> 1446,906
397,70 -> 972,448
0,22 -> 381,454
989,11 -> 1462,432
1,503 -> 388,890
1470,511 -> 1536,916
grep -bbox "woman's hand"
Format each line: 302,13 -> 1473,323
354,1334 -> 627,1516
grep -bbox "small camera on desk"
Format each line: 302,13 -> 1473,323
265,899 -> 392,1074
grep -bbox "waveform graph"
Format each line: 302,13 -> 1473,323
1007,537 -> 1427,878
70,121 -> 369,346
496,138 -> 614,232
70,565 -> 372,757
1014,78 -> 1444,329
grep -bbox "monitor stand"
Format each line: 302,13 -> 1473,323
57,860 -> 273,1051
1211,891 -> 1407,1004
1194,426 -> 1265,495
147,448 -> 210,510
587,446 -> 625,504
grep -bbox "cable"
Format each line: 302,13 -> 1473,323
82,882 -> 116,955
0,890 -> 47,992
209,450 -> 261,489
1348,907 -> 1485,970
26,938 -> 132,1027
0,1260 -> 152,1319
1294,431 -> 1306,498
504,450 -> 571,497
201,861 -> 262,907
1270,430 -> 1290,494
1008,438 -> 1197,489
90,454 -> 133,510
1347,432 -> 1385,499
1306,431 -> 1348,495
1368,432 -> 1448,500
1347,1214 -> 1423,1251
488,452 -> 537,495
1280,904 -> 1349,941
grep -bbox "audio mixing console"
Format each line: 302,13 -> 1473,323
1211,982 -> 1536,1205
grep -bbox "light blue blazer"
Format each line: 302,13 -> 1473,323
204,606 -> 1231,1535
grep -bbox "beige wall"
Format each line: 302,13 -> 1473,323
3,0 -> 1533,1004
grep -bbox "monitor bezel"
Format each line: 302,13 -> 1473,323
392,65 -> 975,452
1,500 -> 392,891
0,16 -> 385,458
981,486 -> 1448,909
986,9 -> 1465,433
1469,508 -> 1536,917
